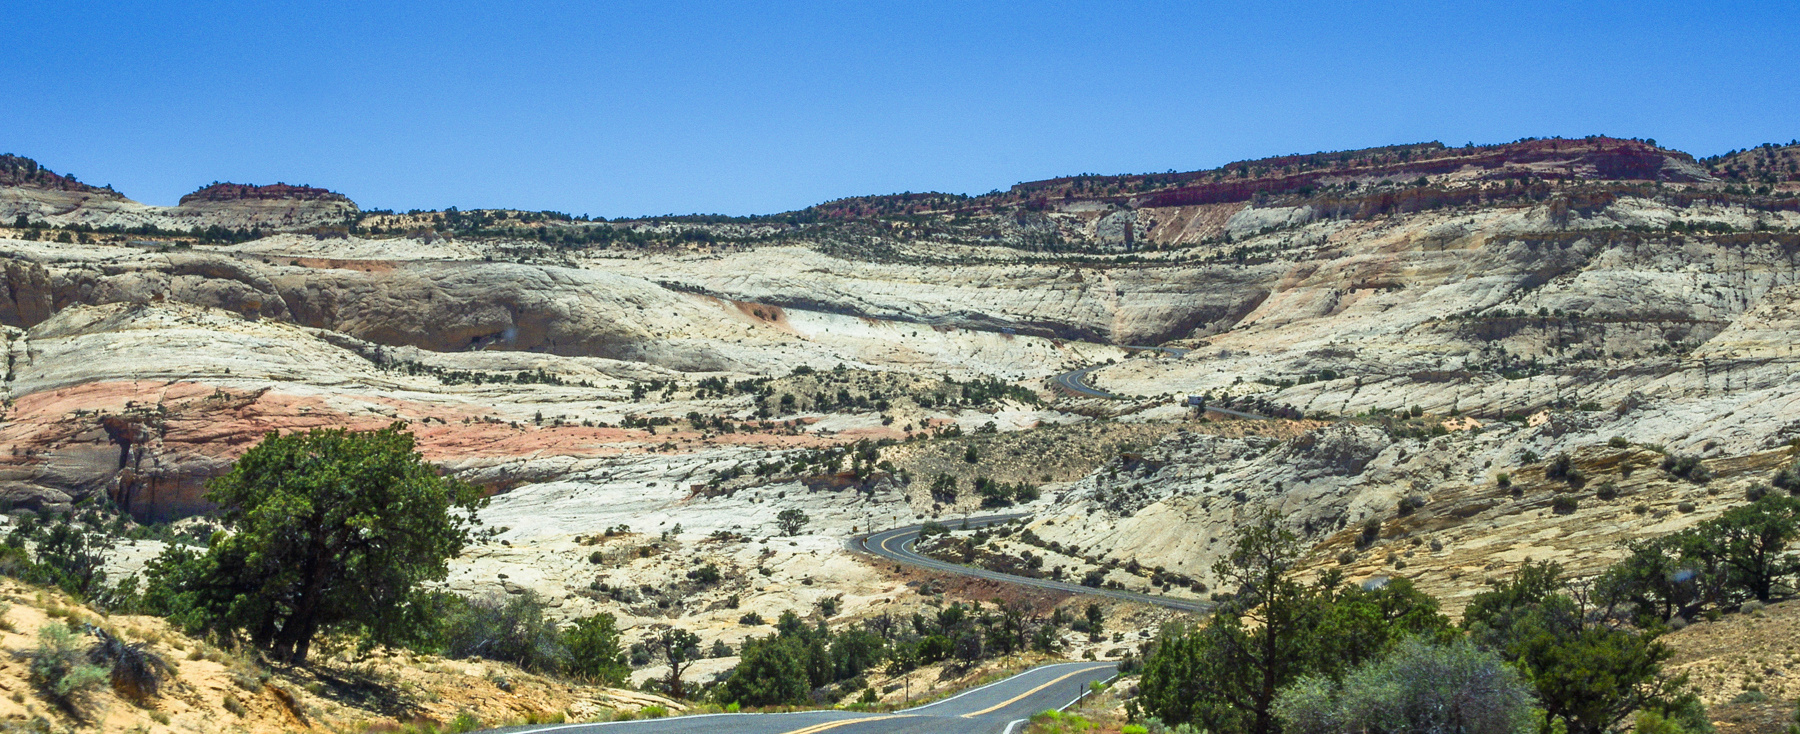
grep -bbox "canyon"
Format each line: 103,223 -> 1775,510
2,136 -> 1799,704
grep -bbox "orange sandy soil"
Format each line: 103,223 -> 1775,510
2,380 -> 864,466
0,578 -> 679,734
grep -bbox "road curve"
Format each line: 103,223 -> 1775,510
1051,346 -> 1189,399
498,661 -> 1117,734
1052,346 -> 1268,420
855,515 -> 1214,614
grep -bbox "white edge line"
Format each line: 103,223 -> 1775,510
901,661 -> 1101,713
504,662 -> 1105,733
1054,673 -> 1120,713
509,707 -> 861,733
996,670 -> 1119,734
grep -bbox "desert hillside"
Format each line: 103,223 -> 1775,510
0,136 -> 1797,731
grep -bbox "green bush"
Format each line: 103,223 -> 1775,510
719,635 -> 809,706
1274,638 -> 1533,734
28,622 -> 108,710
1139,514 -> 1452,732
438,591 -> 568,673
1546,453 -> 1584,484
1663,454 -> 1709,482
564,612 -> 629,684
1772,462 -> 1800,494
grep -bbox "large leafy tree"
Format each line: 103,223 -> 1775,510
146,424 -> 487,664
1139,512 -> 1449,734
1711,495 -> 1800,602
1596,495 -> 1800,623
1463,561 -> 1703,734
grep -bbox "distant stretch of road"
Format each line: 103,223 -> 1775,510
856,515 -> 1214,614
1051,346 -> 1268,420
1049,346 -> 1187,399
502,661 -> 1117,734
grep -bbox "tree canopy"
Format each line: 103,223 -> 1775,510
1138,512 -> 1452,734
145,424 -> 487,664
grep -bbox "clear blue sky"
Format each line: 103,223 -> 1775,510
5,1 -> 1796,217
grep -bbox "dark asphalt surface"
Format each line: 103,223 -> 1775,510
1051,346 -> 1267,420
1050,345 -> 1189,399
499,345 -> 1227,733
856,515 -> 1214,613
502,661 -> 1117,734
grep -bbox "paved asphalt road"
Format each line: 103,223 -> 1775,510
1051,346 -> 1268,420
502,661 -> 1117,734
856,515 -> 1214,614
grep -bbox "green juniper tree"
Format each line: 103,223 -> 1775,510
145,423 -> 487,664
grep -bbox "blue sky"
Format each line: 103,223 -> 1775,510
4,1 -> 1796,217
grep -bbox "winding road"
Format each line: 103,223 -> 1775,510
855,514 -> 1215,614
505,348 -> 1229,733
1051,345 -> 1269,420
504,661 -> 1118,734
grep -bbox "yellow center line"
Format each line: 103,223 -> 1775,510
779,714 -> 909,734
957,665 -> 1111,718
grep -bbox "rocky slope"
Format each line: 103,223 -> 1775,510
0,136 -> 1797,709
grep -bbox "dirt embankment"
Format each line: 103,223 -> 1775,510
0,578 -> 679,734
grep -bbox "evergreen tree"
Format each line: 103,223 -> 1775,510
145,424 -> 486,664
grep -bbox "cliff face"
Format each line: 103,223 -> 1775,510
0,137 -> 1795,536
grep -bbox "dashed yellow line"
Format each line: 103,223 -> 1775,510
778,714 -> 909,734
958,665 -> 1111,718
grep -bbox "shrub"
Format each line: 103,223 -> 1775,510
1552,495 -> 1579,514
1495,473 -> 1511,488
1635,710 -> 1688,734
1609,437 -> 1632,449
564,613 -> 628,685
437,591 -> 567,673
28,622 -> 108,710
1663,454 -> 1704,480
589,551 -> 604,564
87,626 -> 176,702
1772,463 -> 1800,494
1397,496 -> 1425,517
738,612 -> 766,625
18,520 -> 114,601
1677,501 -> 1697,513
1596,482 -> 1620,501
687,564 -> 722,585
1357,519 -> 1382,549
1546,453 -> 1583,484
1746,485 -> 1769,502
1274,638 -> 1533,734
720,635 -> 810,706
